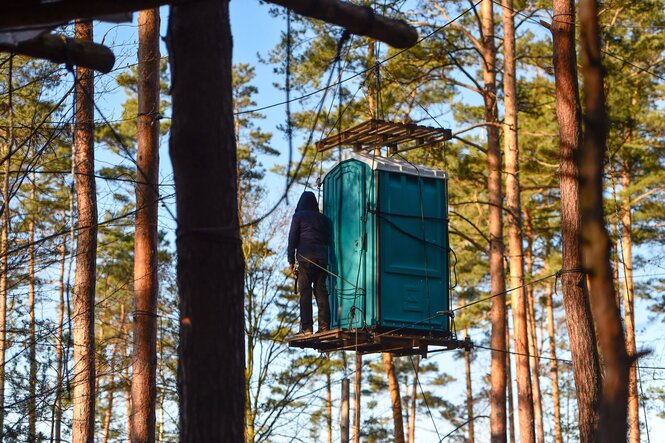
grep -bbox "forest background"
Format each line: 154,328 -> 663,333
0,0 -> 663,442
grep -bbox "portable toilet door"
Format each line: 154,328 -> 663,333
323,152 -> 450,336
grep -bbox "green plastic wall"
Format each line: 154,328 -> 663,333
323,158 -> 449,333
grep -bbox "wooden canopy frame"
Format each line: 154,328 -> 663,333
316,119 -> 453,154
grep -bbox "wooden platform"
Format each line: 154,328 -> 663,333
316,119 -> 453,153
287,328 -> 472,357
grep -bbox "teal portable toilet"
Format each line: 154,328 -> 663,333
322,152 -> 451,336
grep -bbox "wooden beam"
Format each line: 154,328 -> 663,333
0,1 -> 187,28
1,0 -> 417,50
0,33 -> 115,73
267,0 -> 418,48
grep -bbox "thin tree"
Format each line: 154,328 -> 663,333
500,2 -> 535,442
619,162 -> 639,443
131,8 -> 161,443
28,175 -> 37,442
0,55 -> 14,439
578,0 -> 630,440
352,354 -> 362,443
544,280 -> 563,443
383,353 -> 405,443
550,2 -> 601,441
72,19 -> 98,443
166,0 -> 246,439
408,356 -> 418,443
480,1 -> 507,440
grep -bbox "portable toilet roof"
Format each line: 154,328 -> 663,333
323,151 -> 448,181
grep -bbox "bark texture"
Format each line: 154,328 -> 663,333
579,1 -> 630,441
481,1 -> 507,440
131,9 -> 161,443
551,2 -> 602,441
166,1 -> 246,440
72,20 -> 97,443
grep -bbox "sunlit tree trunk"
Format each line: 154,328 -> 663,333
352,354 -> 361,443
408,356 -> 418,443
545,281 -> 563,443
522,209 -> 544,443
506,320 -> 515,443
464,336 -> 474,443
72,20 -> 97,443
551,2 -> 602,441
501,2 -> 535,441
481,1 -> 507,440
167,0 -> 246,440
526,296 -> 544,443
620,162 -> 639,443
383,353 -> 405,443
579,2 -> 630,440
131,9 -> 161,443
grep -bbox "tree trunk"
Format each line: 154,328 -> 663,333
131,9 -> 161,443
523,209 -> 545,443
353,354 -> 362,443
126,344 -> 132,440
341,378 -> 350,443
578,1 -> 630,441
526,291 -> 544,443
0,56 -> 16,438
326,371 -> 333,443
72,20 -> 97,443
501,2 -> 535,441
166,0 -> 246,440
383,353 -> 405,443
481,1 -> 507,441
620,162 -> 639,443
464,339 -> 474,443
408,356 -> 418,443
545,281 -> 563,443
53,220 -> 67,443
28,177 -> 37,442
551,2 -> 602,441
506,320 -> 515,443
103,305 -> 126,443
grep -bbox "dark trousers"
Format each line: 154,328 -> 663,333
298,260 -> 330,331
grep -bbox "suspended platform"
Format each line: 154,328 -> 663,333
287,328 -> 472,357
316,119 -> 452,154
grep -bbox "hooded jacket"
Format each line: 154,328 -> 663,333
287,191 -> 331,265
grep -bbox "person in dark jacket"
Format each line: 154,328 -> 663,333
288,191 -> 331,334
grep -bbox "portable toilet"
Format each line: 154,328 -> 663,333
322,152 -> 451,336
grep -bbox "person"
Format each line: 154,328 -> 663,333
288,191 -> 331,335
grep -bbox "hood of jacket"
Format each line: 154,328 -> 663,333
295,191 -> 319,212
